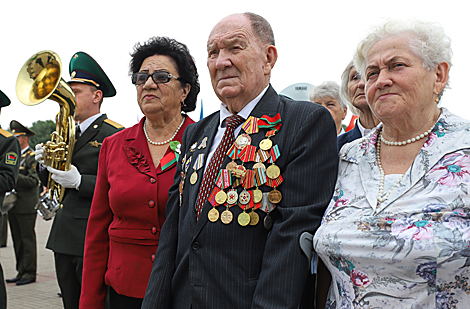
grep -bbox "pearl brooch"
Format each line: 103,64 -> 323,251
144,117 -> 185,146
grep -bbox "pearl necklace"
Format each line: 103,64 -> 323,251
380,124 -> 434,146
144,117 -> 185,146
376,129 -> 405,203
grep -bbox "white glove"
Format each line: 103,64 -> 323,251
35,144 -> 46,165
47,165 -> 82,190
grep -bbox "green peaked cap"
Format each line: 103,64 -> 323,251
10,120 -> 36,136
0,90 -> 11,108
69,52 -> 116,97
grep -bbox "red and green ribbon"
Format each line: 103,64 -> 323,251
258,113 -> 282,131
161,141 -> 181,171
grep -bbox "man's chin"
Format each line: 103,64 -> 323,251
215,86 -> 242,101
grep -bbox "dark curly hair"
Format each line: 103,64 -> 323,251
129,37 -> 200,113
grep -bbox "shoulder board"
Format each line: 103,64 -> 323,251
0,129 -> 13,138
104,119 -> 124,129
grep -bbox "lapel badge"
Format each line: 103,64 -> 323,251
89,140 -> 102,147
190,142 -> 198,152
198,137 -> 208,149
93,124 -> 98,129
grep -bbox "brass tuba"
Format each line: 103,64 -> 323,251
16,50 -> 76,219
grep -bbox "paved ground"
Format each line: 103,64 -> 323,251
1,216 -> 63,308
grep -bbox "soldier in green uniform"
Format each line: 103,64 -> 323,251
5,120 -> 39,286
35,52 -> 124,309
0,90 -> 21,309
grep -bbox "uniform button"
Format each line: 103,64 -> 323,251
191,242 -> 200,251
151,254 -> 155,262
151,227 -> 157,235
150,178 -> 156,183
148,200 -> 155,208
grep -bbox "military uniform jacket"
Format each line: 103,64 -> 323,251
9,146 -> 39,214
43,114 -> 123,256
0,129 -> 20,206
142,85 -> 339,309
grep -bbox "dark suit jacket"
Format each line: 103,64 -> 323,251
0,129 -> 20,309
43,114 -> 123,256
142,85 -> 338,309
0,129 -> 20,205
337,121 -> 362,152
10,146 -> 39,214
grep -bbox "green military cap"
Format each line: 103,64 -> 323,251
69,52 -> 116,97
10,120 -> 36,137
0,90 -> 11,108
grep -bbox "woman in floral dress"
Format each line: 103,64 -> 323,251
314,19 -> 470,308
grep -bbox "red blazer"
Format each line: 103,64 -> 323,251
79,116 -> 194,308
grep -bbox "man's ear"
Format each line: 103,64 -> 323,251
93,89 -> 103,104
263,45 -> 278,75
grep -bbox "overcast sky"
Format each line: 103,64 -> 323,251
1,0 -> 468,130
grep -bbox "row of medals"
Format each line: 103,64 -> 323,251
206,131 -> 282,229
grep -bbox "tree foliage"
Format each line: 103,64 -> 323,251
29,120 -> 56,148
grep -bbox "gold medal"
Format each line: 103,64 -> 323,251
266,164 -> 280,179
215,190 -> 227,205
225,161 -> 237,172
226,189 -> 238,205
190,172 -> 198,184
221,209 -> 233,224
208,208 -> 219,222
249,210 -> 259,226
253,162 -> 266,170
268,189 -> 282,204
238,211 -> 251,226
253,188 -> 263,204
259,139 -> 273,151
234,165 -> 246,178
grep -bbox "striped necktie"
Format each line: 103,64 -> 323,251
195,114 -> 244,219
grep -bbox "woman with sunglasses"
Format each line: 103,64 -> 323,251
79,37 -> 199,309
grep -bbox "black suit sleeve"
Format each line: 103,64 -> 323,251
0,136 -> 20,195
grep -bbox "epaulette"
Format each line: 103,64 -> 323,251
104,119 -> 124,129
0,128 -> 13,138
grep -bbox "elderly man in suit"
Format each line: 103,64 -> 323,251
35,52 -> 123,309
142,12 -> 338,309
5,121 -> 39,286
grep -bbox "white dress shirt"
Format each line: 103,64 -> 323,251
204,86 -> 269,173
77,113 -> 103,136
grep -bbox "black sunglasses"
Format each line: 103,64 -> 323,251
132,71 -> 181,85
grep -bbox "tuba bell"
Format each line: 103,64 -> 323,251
16,50 -> 76,220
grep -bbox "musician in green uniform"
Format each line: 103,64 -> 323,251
0,90 -> 21,309
4,121 -> 39,286
35,52 -> 124,309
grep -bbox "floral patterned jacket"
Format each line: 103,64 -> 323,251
314,108 -> 470,309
